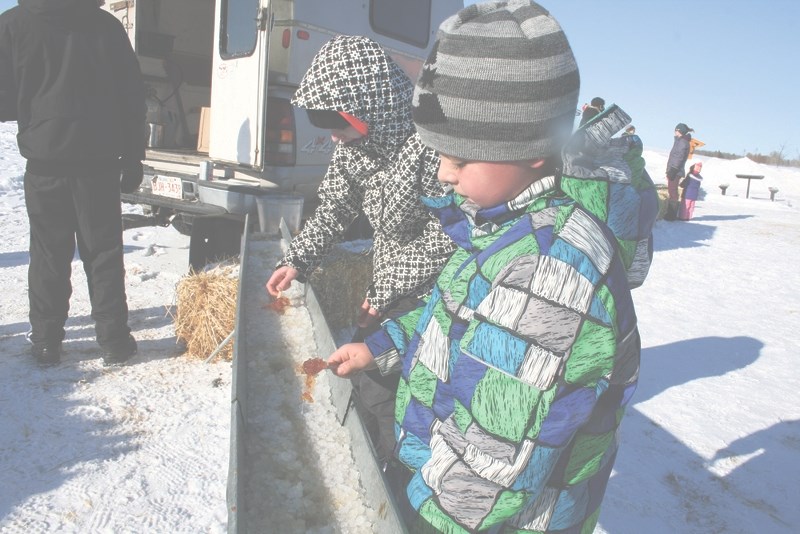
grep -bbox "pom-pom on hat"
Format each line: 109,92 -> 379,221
412,0 -> 580,162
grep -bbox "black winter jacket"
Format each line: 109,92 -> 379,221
0,0 -> 145,173
666,134 -> 691,175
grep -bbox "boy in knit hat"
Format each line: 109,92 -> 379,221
329,2 -> 640,532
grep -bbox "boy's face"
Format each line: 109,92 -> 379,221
437,154 -> 544,209
330,126 -> 365,144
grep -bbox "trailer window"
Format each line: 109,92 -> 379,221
370,0 -> 431,48
220,0 -> 260,58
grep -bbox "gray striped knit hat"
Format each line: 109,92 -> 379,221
412,0 -> 579,162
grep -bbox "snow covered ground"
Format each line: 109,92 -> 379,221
1,120 -> 799,533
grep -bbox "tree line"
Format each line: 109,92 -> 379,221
695,144 -> 800,168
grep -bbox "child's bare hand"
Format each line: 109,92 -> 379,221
356,298 -> 381,328
328,343 -> 376,377
266,266 -> 299,297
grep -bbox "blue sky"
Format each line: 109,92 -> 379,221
461,0 -> 799,156
2,0 -> 797,156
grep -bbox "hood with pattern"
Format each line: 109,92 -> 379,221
292,36 -> 414,158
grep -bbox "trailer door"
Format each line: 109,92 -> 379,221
209,0 -> 269,168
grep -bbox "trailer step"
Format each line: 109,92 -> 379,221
122,190 -> 227,216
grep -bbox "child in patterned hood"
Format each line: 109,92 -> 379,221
328,2 -> 641,532
266,35 -> 455,325
265,35 -> 456,464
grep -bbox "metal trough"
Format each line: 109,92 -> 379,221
226,215 -> 407,533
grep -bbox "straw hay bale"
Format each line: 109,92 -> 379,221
655,184 -> 669,220
308,244 -> 373,332
174,265 -> 239,360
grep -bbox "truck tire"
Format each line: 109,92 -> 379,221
188,215 -> 245,271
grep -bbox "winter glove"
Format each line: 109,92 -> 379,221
561,104 -> 633,183
120,160 -> 144,193
560,104 -> 657,289
666,167 -> 683,181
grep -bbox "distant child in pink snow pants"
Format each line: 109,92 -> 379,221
680,162 -> 704,220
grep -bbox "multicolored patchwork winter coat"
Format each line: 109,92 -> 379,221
278,36 -> 455,311
365,178 -> 640,533
560,106 -> 658,288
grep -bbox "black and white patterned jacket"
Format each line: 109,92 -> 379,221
278,36 -> 455,312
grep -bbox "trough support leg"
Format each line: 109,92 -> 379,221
205,330 -> 235,363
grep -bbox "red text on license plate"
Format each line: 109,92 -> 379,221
151,175 -> 183,199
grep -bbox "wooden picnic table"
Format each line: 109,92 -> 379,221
735,174 -> 764,199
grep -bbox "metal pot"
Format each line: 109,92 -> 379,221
147,123 -> 164,148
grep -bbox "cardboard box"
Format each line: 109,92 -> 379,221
197,106 -> 211,153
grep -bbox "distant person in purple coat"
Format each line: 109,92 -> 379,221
679,162 -> 703,220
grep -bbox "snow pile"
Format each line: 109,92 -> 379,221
643,149 -> 800,208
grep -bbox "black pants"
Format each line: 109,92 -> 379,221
351,367 -> 401,464
350,295 -> 420,464
24,171 -> 130,347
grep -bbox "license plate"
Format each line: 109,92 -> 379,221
151,175 -> 183,199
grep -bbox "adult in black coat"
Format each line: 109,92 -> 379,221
0,0 -> 146,365
579,96 -> 605,126
665,122 -> 692,220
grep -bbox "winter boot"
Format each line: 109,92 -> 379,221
31,342 -> 62,367
27,331 -> 62,366
664,200 -> 679,221
101,334 -> 138,366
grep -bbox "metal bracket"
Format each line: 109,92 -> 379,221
256,8 -> 270,31
109,0 -> 133,12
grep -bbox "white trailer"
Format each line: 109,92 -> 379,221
103,0 -> 461,268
